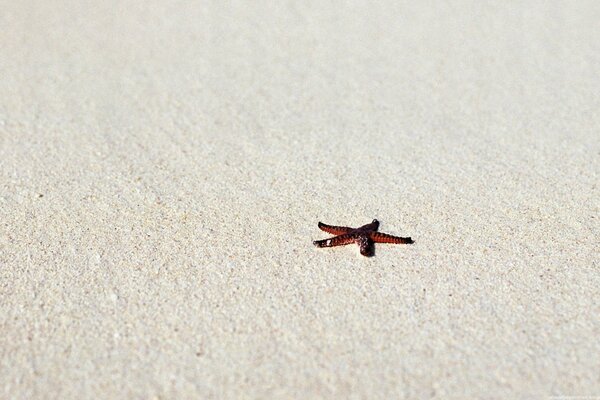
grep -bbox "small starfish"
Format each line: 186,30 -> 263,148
313,219 -> 414,257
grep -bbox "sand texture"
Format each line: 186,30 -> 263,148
1,1 -> 599,398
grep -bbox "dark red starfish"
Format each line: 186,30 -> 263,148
313,219 -> 414,257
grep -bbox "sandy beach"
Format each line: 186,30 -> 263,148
1,1 -> 599,398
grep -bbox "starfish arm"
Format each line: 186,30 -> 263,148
317,222 -> 353,235
370,232 -> 414,244
357,236 -> 375,257
357,219 -> 379,232
313,233 -> 357,248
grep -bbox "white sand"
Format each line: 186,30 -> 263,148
1,1 -> 599,398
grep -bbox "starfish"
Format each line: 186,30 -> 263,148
313,219 -> 414,257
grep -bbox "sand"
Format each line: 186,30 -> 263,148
1,1 -> 599,398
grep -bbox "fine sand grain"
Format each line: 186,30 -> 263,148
1,1 -> 599,398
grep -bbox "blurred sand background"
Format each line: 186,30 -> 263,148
1,1 -> 599,398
